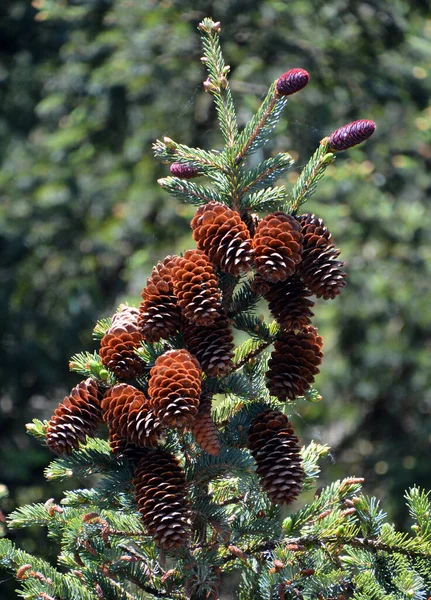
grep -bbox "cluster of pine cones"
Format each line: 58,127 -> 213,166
45,186 -> 347,550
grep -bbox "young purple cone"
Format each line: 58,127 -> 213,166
276,68 -> 310,96
328,119 -> 376,151
170,162 -> 200,179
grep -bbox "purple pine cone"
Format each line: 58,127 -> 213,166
328,120 -> 376,151
276,68 -> 310,96
170,162 -> 200,179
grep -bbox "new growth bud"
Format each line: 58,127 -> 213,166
170,162 -> 200,179
276,68 -> 310,96
328,119 -> 376,151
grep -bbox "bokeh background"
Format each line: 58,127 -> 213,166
1,0 -> 430,597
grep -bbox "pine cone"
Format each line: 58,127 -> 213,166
138,256 -> 181,341
100,305 -> 145,379
276,68 -> 310,96
133,449 -> 190,550
108,431 -> 148,463
170,162 -> 200,179
253,274 -> 314,331
172,249 -> 222,326
328,119 -> 376,151
248,409 -> 304,505
46,378 -> 102,455
252,212 -> 303,283
183,312 -> 234,377
191,202 -> 253,275
102,383 -> 162,448
266,327 -> 324,401
148,349 -> 202,429
191,393 -> 221,456
296,213 -> 346,299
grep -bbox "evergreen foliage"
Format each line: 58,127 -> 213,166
1,17 -> 430,600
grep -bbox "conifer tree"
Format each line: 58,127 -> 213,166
2,17 -> 431,600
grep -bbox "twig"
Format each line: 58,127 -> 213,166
234,94 -> 278,165
230,337 -> 276,374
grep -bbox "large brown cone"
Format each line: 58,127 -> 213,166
172,249 -> 222,326
191,202 -> 253,275
183,313 -> 234,377
108,431 -> 148,463
138,256 -> 181,342
100,305 -> 145,379
148,349 -> 202,429
191,393 -> 221,456
102,383 -> 162,448
252,212 -> 303,283
266,327 -> 324,401
248,409 -> 304,505
296,213 -> 346,299
133,449 -> 190,550
253,274 -> 314,331
46,378 -> 102,455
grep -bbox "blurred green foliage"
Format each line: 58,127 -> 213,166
1,0 -> 431,596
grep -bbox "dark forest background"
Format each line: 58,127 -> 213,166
1,1 -> 430,597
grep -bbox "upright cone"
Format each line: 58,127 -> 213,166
46,378 -> 103,455
248,409 -> 304,505
133,449 -> 190,550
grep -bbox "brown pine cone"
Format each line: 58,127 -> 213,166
266,327 -> 324,401
248,409 -> 304,505
183,312 -> 234,377
148,349 -> 202,429
138,256 -> 181,341
100,305 -> 145,379
253,274 -> 314,331
133,449 -> 190,550
102,383 -> 162,448
252,212 -> 303,283
296,213 -> 347,299
172,249 -> 222,326
191,393 -> 221,456
191,202 -> 253,275
46,378 -> 103,455
108,431 -> 149,463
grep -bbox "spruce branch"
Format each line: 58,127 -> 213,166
290,140 -> 335,212
152,138 -> 227,173
157,177 -> 226,207
239,152 -> 294,195
199,18 -> 238,147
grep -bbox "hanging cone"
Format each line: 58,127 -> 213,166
253,274 -> 314,331
266,326 -> 324,401
102,383 -> 162,448
172,249 -> 222,326
148,349 -> 202,429
252,212 -> 303,283
191,202 -> 253,275
133,449 -> 190,550
248,409 -> 304,505
108,431 -> 149,463
100,305 -> 145,379
183,312 -> 234,377
191,393 -> 221,456
138,255 -> 181,342
46,378 -> 103,455
296,213 -> 347,299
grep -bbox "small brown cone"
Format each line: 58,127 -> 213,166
172,249 -> 222,326
133,449 -> 190,550
148,349 -> 202,429
248,409 -> 304,505
252,212 -> 303,283
191,202 -> 253,275
266,327 -> 324,401
296,213 -> 346,299
108,431 -> 148,463
100,305 -> 145,379
46,378 -> 102,455
183,312 -> 234,377
191,393 -> 221,456
102,383 -> 162,448
138,256 -> 181,342
253,274 -> 314,331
